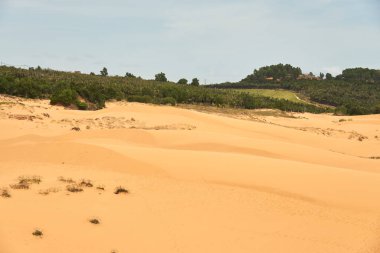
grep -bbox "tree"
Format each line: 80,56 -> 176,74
309,72 -> 314,77
50,88 -> 78,107
90,72 -> 95,76
191,78 -> 200,86
342,68 -> 380,82
326,73 -> 333,80
319,73 -> 324,79
241,63 -> 302,82
100,67 -> 108,77
177,78 -> 188,85
125,72 -> 136,78
155,72 -> 167,82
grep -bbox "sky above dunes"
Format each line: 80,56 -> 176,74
0,0 -> 379,83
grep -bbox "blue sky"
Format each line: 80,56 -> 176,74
0,0 -> 379,83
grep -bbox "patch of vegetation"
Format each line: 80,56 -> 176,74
38,188 -> 59,196
241,63 -> 302,82
71,127 -> 81,131
66,184 -> 83,193
10,182 -> 29,190
0,65 -> 327,114
89,218 -> 100,225
1,64 -> 379,115
96,185 -> 105,191
338,118 -> 352,122
50,88 -> 78,107
58,176 -> 76,184
1,188 -> 11,198
210,64 -> 380,115
18,175 -> 41,185
160,96 -> 176,106
114,186 -> 129,195
32,229 -> 43,237
79,179 -> 93,188
9,176 -> 41,190
231,89 -> 304,104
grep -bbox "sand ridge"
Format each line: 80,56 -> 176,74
1,95 -> 380,253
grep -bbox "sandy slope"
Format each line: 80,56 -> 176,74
0,95 -> 380,253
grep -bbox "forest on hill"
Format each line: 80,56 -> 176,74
210,64 -> 380,115
0,64 -> 379,115
0,65 -> 326,113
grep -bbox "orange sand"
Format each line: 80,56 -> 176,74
0,95 -> 380,253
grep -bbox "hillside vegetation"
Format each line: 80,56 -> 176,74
0,65 -> 327,113
231,89 -> 305,104
1,64 -> 379,115
211,64 -> 380,115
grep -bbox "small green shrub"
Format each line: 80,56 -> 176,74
50,88 -> 78,106
127,95 -> 153,103
160,97 -> 177,106
76,101 -> 88,110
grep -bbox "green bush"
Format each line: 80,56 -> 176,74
76,101 -> 88,110
50,88 -> 78,106
159,97 -> 177,105
127,95 -> 153,103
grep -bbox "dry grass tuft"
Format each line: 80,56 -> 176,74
114,186 -> 129,195
18,175 -> 41,185
10,175 -> 41,190
58,176 -> 76,184
38,188 -> 60,196
89,218 -> 100,225
66,184 -> 83,193
1,188 -> 11,198
96,185 -> 105,191
10,182 -> 29,190
79,179 -> 93,188
32,229 -> 43,237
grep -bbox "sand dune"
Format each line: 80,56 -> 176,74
1,95 -> 380,253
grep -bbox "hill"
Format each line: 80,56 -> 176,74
210,64 -> 380,115
0,65 -> 327,114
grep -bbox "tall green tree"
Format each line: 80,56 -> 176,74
155,72 -> 168,82
242,63 -> 302,82
325,73 -> 333,80
177,78 -> 188,85
100,67 -> 108,76
191,78 -> 200,86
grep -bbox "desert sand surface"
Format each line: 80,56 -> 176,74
1,94 -> 380,253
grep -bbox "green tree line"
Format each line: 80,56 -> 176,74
0,65 -> 327,113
